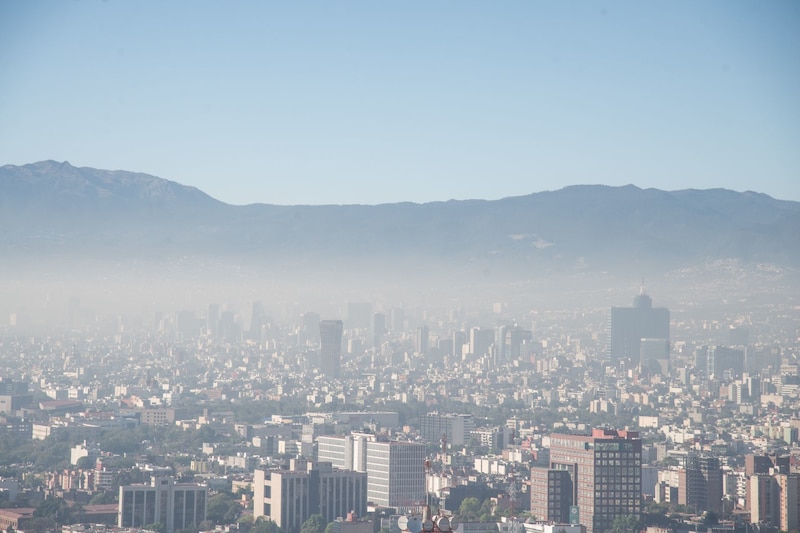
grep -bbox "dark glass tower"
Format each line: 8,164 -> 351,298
607,289 -> 670,365
319,320 -> 343,378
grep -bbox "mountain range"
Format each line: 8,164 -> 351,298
2,160 -> 799,278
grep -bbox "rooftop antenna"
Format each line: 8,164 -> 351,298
640,277 -> 646,295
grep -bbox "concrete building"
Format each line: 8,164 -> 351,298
118,477 -> 207,532
318,433 -> 373,472
530,468 -> 572,523
365,440 -> 425,512
253,460 -> 367,533
421,413 -> 475,447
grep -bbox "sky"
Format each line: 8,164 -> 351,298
1,1 -> 798,206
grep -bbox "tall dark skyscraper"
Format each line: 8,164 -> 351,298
371,312 -> 386,349
607,289 -> 670,365
319,320 -> 343,378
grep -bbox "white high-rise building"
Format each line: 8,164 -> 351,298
421,412 -> 475,447
318,433 -> 373,472
365,441 -> 425,512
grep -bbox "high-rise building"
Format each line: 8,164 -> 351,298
319,320 -> 344,378
372,313 -> 386,349
206,303 -> 219,337
505,327 -> 533,360
776,473 -> 800,532
318,434 -> 372,472
549,429 -> 642,533
707,346 -> 744,380
249,301 -> 268,341
748,474 -> 779,524
677,454 -> 723,514
640,338 -> 670,376
415,326 -> 429,355
530,468 -> 572,523
118,477 -> 207,533
468,327 -> 495,359
365,441 -> 426,512
607,290 -> 669,365
420,413 -> 475,447
253,460 -> 367,533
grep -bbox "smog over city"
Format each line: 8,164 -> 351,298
0,2 -> 799,533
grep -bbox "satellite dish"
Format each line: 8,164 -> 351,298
423,520 -> 434,532
450,518 -> 460,532
398,517 -> 409,531
436,516 -> 451,531
407,517 -> 423,533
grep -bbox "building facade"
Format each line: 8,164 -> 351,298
319,320 -> 344,378
253,460 -> 367,533
530,467 -> 572,523
365,441 -> 426,512
421,413 -> 475,447
118,477 -> 207,532
607,291 -> 669,365
549,429 -> 642,533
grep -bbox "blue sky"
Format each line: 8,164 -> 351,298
1,1 -> 798,205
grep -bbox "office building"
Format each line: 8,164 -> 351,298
677,454 -> 723,514
549,428 -> 642,533
253,460 -> 367,533
530,467 -> 572,523
468,327 -> 495,359
707,346 -> 744,380
421,413 -> 475,447
776,473 -> 800,532
318,433 -> 373,472
640,338 -> 669,377
319,320 -> 344,378
607,290 -> 669,364
118,477 -> 207,532
748,474 -> 779,524
366,441 -> 426,512
372,313 -> 386,349
415,325 -> 429,354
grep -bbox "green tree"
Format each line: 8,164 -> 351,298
75,456 -> 94,469
252,517 -> 282,533
458,497 -> 482,520
301,514 -> 327,533
206,493 -> 241,525
609,514 -> 640,533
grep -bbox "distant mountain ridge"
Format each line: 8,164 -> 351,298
1,161 -> 798,275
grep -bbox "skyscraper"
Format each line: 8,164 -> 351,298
549,429 -> 642,533
366,440 -> 426,512
607,289 -> 669,365
415,325 -> 429,355
319,320 -> 343,378
677,454 -> 723,514
530,467 -> 572,523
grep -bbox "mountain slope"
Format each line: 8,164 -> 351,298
1,161 -> 798,275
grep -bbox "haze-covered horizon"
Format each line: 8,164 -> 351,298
1,158 -> 798,337
5,159 -> 799,206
